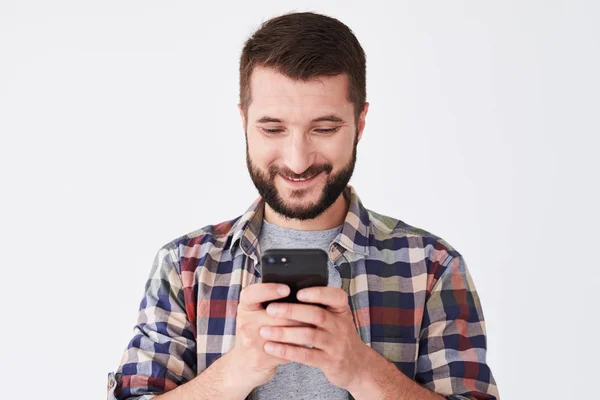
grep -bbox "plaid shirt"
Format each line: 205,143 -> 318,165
108,185 -> 499,400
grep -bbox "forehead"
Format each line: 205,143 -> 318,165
248,66 -> 353,120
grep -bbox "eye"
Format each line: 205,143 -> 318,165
260,127 -> 283,135
314,127 -> 340,134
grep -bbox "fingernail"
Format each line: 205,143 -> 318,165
277,285 -> 289,296
264,342 -> 275,353
296,290 -> 309,301
266,304 -> 280,316
260,327 -> 271,337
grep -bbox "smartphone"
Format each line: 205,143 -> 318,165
260,248 -> 329,309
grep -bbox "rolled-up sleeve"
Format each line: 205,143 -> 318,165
417,254 -> 500,400
108,244 -> 197,399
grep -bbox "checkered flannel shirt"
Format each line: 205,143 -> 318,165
108,185 -> 499,399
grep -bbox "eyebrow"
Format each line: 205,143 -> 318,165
256,115 -> 345,124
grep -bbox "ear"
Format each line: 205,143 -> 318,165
356,102 -> 369,143
237,103 -> 246,132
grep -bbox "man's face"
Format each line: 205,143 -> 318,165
240,66 -> 367,221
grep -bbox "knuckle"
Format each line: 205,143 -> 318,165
277,344 -> 287,358
304,328 -> 316,343
241,335 -> 253,347
282,302 -> 292,315
237,324 -> 254,347
238,321 -> 252,336
271,327 -> 282,340
318,333 -> 328,348
314,309 -> 327,325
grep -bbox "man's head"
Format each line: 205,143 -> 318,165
238,12 -> 369,221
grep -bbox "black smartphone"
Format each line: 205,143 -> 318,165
261,248 -> 329,309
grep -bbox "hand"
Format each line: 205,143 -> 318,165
259,286 -> 370,390
227,283 -> 309,388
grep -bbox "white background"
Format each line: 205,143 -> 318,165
1,1 -> 598,399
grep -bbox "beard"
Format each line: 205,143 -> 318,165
246,133 -> 358,221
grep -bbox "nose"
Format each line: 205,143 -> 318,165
281,132 -> 316,175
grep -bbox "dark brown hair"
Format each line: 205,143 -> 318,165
239,11 -> 366,124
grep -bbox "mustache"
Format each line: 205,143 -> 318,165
268,164 -> 333,180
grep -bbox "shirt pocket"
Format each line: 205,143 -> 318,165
370,336 -> 419,379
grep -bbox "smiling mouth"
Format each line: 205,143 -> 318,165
285,175 -> 316,182
281,172 -> 322,185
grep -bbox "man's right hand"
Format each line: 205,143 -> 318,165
151,283 -> 307,400
226,282 -> 307,387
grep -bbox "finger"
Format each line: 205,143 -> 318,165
266,302 -> 332,330
249,308 -> 313,328
239,283 -> 290,311
296,286 -> 348,313
259,314 -> 312,328
263,341 -> 324,368
259,325 -> 329,350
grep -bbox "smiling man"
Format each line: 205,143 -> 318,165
108,11 -> 499,400
245,66 -> 360,227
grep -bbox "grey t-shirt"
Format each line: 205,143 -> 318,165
253,219 -> 348,400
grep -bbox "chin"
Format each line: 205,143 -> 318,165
278,183 -> 323,201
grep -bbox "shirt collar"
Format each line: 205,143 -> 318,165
230,185 -> 371,263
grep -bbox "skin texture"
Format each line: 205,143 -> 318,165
261,286 -> 369,389
239,65 -> 368,231
259,286 -> 446,400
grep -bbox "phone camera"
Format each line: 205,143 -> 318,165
267,257 -> 276,264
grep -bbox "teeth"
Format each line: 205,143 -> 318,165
288,175 -> 313,182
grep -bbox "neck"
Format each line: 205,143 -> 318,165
263,193 -> 349,231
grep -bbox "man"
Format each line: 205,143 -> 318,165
108,11 -> 499,400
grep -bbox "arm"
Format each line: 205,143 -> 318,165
415,254 -> 500,399
108,244 -> 198,399
108,244 -> 295,400
151,281 -> 303,400
349,254 -> 499,400
346,346 -> 445,399
150,350 -> 255,400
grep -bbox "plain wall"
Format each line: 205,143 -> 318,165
1,1 -> 598,398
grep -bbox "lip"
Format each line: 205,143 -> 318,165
281,171 -> 323,188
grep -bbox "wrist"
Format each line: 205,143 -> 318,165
222,348 -> 278,393
219,350 -> 259,394
345,345 -> 385,396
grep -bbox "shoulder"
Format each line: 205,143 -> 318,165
365,208 -> 466,291
153,215 -> 244,273
366,208 -> 462,259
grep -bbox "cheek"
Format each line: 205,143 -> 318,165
319,137 -> 353,165
248,134 -> 280,165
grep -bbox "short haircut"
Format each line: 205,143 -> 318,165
239,11 -> 367,124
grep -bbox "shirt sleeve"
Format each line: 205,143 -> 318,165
416,254 -> 500,400
108,244 -> 197,399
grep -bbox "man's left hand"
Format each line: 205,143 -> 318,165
260,286 -> 371,389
